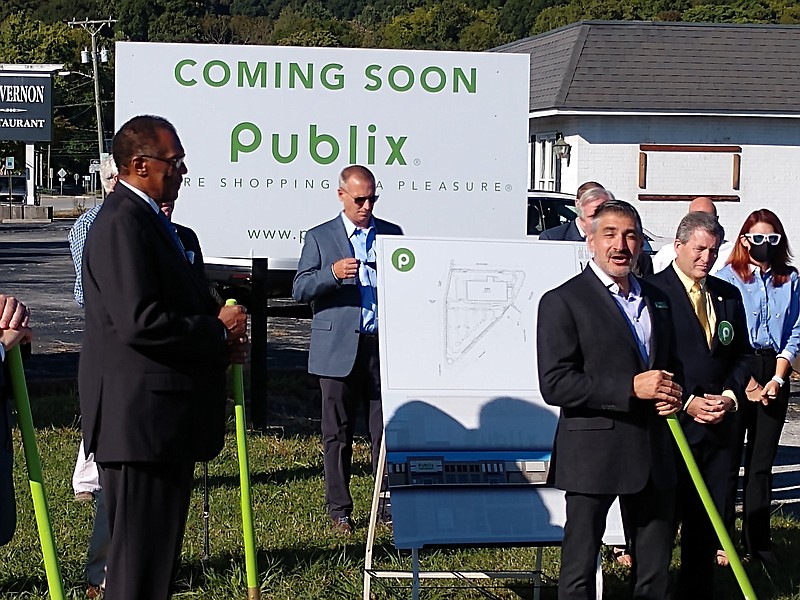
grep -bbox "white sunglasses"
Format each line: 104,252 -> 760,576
744,233 -> 781,246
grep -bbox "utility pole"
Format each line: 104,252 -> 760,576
68,18 -> 117,163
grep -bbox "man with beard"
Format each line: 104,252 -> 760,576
538,199 -> 682,599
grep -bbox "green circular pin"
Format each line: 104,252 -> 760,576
718,320 -> 734,345
391,247 -> 415,272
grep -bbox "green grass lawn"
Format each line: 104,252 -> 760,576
2,386 -> 800,599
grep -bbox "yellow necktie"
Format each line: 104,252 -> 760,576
690,282 -> 712,346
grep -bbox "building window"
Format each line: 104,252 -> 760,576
534,133 -> 557,191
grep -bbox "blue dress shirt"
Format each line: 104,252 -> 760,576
716,264 -> 800,363
339,212 -> 377,334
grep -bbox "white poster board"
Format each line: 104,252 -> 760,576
115,43 -> 529,264
377,236 -> 623,549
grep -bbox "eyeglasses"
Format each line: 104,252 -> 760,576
140,154 -> 185,170
744,233 -> 781,246
340,189 -> 379,206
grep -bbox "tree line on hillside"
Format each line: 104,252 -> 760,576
2,0 -> 799,170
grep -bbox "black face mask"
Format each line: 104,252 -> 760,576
748,243 -> 777,264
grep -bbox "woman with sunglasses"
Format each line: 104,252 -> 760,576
715,208 -> 800,569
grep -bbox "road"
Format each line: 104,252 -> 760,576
0,219 -> 798,514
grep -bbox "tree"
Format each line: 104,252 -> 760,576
229,15 -> 273,44
459,7 -> 513,49
381,0 -> 476,50
499,0 -> 562,39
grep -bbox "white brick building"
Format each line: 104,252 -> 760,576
496,21 -> 800,250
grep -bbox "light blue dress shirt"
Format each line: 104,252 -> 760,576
716,264 -> 800,363
588,260 -> 652,363
339,212 -> 377,333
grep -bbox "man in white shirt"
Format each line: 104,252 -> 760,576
652,197 -> 733,274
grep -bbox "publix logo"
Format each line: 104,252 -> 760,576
231,122 -> 407,166
391,248 -> 415,272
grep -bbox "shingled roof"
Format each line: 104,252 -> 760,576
494,21 -> 800,115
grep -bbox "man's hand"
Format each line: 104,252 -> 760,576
227,337 -> 249,365
0,326 -> 33,351
633,370 -> 682,416
333,258 -> 359,281
218,304 -> 247,338
686,394 -> 729,424
0,295 -> 30,329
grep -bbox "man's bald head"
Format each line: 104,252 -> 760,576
688,196 -> 717,217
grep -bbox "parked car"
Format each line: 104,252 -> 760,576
527,190 -> 670,253
0,175 -> 28,204
56,182 -> 87,196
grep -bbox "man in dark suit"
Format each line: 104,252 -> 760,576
540,185 -> 653,277
647,211 -> 751,599
293,164 -> 402,534
79,115 -> 248,599
0,295 -> 31,548
538,199 -> 683,600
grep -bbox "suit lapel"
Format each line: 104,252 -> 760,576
118,190 -> 209,302
581,268 -> 647,368
663,267 -> 711,352
331,216 -> 354,259
707,278 -> 729,352
566,221 -> 584,242
642,292 -> 659,368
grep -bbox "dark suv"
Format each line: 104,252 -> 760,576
0,175 -> 27,204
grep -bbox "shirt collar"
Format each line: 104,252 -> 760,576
588,259 -> 640,298
672,261 -> 706,292
748,263 -> 772,278
118,179 -> 160,214
575,219 -> 587,239
340,211 -> 375,238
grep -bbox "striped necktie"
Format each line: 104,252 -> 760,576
158,211 -> 186,259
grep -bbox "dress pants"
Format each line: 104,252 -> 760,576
319,334 -> 383,520
99,461 -> 195,600
676,440 -> 734,599
0,399 -> 15,546
729,352 -> 789,557
559,480 -> 674,600
86,489 -> 110,587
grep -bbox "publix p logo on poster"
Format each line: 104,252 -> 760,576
391,248 -> 415,272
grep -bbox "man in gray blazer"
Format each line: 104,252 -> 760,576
293,165 -> 402,534
540,185 -> 653,278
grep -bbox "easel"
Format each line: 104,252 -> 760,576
361,439 -> 603,600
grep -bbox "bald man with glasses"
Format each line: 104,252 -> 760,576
293,164 -> 402,534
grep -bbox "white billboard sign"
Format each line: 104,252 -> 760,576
115,42 -> 529,263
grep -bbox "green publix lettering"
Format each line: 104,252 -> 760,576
231,122 -> 407,166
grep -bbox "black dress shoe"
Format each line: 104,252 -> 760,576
331,515 -> 353,535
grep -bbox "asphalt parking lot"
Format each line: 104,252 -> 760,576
1,217 -> 799,514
